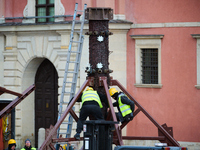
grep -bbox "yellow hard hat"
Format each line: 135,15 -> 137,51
63,144 -> 67,150
8,139 -> 16,145
86,87 -> 94,91
109,88 -> 118,97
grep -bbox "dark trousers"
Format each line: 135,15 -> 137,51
116,112 -> 134,123
76,105 -> 104,133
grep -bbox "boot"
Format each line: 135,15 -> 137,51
74,133 -> 80,140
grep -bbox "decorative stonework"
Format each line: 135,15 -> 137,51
55,0 -> 65,22
23,4 -> 28,17
22,0 -> 35,23
58,0 -> 65,15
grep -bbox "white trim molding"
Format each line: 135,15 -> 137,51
191,34 -> 200,89
55,0 -> 65,22
22,0 -> 35,23
131,35 -> 164,88
131,22 -> 200,29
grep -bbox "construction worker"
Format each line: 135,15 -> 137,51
63,143 -> 73,150
109,88 -> 135,123
5,139 -> 16,150
74,87 -> 106,140
21,138 -> 36,150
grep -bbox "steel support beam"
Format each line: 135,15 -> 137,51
102,78 -> 123,145
0,87 -> 22,97
39,80 -> 89,150
111,79 -> 180,146
0,84 -> 35,119
121,136 -> 165,141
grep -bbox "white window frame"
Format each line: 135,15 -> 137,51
192,34 -> 200,89
22,0 -> 65,23
130,35 -> 164,88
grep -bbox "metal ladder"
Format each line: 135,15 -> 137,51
57,3 -> 87,139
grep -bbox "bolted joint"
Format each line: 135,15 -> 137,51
85,67 -> 96,74
85,30 -> 113,36
104,69 -> 113,73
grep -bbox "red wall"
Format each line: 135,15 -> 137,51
2,0 -> 200,143
4,0 -> 26,17
126,0 -> 200,141
125,0 -> 200,23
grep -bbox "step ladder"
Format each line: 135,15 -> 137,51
57,3 -> 87,139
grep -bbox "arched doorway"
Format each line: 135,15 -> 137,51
35,59 -> 58,147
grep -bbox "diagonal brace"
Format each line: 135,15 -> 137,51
111,79 -> 180,147
39,80 -> 89,150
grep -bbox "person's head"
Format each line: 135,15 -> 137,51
25,138 -> 31,147
86,87 -> 94,91
109,88 -> 118,100
8,139 -> 16,150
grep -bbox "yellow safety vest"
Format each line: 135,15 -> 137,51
81,91 -> 103,108
118,94 -> 132,117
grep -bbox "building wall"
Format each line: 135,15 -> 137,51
0,22 -> 129,148
1,0 -> 200,149
125,0 -> 200,145
125,0 -> 200,23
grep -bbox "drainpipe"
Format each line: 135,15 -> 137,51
11,108 -> 15,139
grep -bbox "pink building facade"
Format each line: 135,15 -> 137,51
126,0 -> 200,143
0,0 -> 200,148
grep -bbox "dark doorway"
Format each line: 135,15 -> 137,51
35,59 -> 58,147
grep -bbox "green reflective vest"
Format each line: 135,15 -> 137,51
21,147 -> 36,150
118,94 -> 132,117
81,91 -> 103,108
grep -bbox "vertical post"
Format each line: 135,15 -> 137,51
102,79 -> 124,145
85,7 -> 113,93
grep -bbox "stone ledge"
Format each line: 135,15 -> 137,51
134,84 -> 163,88
195,85 -> 200,89
130,34 -> 164,39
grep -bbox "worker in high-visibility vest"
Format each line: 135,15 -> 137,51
109,88 -> 135,123
20,139 -> 36,150
74,87 -> 108,140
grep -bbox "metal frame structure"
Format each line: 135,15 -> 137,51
0,84 -> 36,119
39,77 -> 179,150
39,6 -> 180,150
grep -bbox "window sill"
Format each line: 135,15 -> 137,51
195,85 -> 200,89
134,84 -> 163,88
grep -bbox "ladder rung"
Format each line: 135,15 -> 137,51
77,10 -> 84,12
65,81 -> 76,84
67,61 -> 79,63
61,122 -> 73,125
71,51 -> 80,53
58,132 -> 71,135
67,71 -> 78,73
71,40 -> 82,43
63,91 -> 74,94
